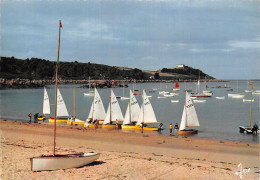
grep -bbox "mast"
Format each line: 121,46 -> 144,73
129,89 -> 131,123
92,88 -> 95,120
185,91 -> 187,125
142,89 -> 144,133
249,82 -> 253,128
54,20 -> 62,156
89,76 -> 90,93
73,88 -> 75,119
110,88 -> 112,123
198,71 -> 200,94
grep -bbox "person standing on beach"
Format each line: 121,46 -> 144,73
174,123 -> 179,137
28,112 -> 32,123
34,113 -> 38,123
169,123 -> 173,135
116,120 -> 119,129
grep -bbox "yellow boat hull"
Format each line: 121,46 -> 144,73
67,121 -> 73,125
121,125 -> 136,130
102,124 -> 120,129
86,124 -> 102,128
48,118 -> 68,123
135,126 -> 159,131
72,121 -> 85,126
38,115 -> 46,121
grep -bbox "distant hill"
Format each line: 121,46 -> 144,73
157,65 -> 215,80
0,57 -> 215,80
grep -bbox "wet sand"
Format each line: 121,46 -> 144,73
0,120 -> 259,179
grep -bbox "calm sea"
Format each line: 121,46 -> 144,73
1,80 -> 259,143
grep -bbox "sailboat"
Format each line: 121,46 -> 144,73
179,91 -> 200,135
190,79 -> 212,98
48,88 -> 71,123
102,89 -> 124,129
120,83 -> 129,100
30,20 -> 99,171
84,88 -> 106,128
67,88 -> 85,126
228,80 -> 245,98
172,81 -> 180,91
121,89 -> 140,130
84,76 -> 94,96
239,82 -> 259,134
136,90 -> 161,131
38,87 -> 51,121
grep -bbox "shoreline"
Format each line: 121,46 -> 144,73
0,78 -> 228,89
1,118 -> 259,144
0,120 -> 259,179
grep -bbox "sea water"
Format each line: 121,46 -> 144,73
0,80 -> 259,143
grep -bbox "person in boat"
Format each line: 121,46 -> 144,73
169,123 -> 173,135
252,123 -> 259,135
28,112 -> 32,123
34,113 -> 39,123
174,123 -> 179,136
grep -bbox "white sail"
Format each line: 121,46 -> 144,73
136,91 -> 157,125
179,105 -> 187,130
103,90 -> 124,124
123,89 -> 140,125
57,88 -> 69,117
179,92 -> 199,130
43,87 -> 50,114
87,88 -> 106,120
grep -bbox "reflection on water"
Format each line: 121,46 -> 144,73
0,81 -> 259,143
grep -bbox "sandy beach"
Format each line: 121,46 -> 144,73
0,120 -> 259,180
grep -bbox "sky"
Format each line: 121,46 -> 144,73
1,0 -> 260,80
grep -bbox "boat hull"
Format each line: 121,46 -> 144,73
135,126 -> 160,131
84,124 -> 102,128
190,94 -> 211,98
239,126 -> 256,134
72,121 -> 85,126
49,117 -> 69,123
38,115 -> 46,121
178,129 -> 198,135
30,152 -> 100,171
102,124 -> 120,129
121,124 -> 136,130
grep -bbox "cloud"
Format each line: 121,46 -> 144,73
228,40 -> 260,49
189,48 -> 234,53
